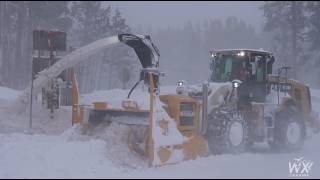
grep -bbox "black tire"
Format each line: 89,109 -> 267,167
269,106 -> 306,152
206,108 -> 249,155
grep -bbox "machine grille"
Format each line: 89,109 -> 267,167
180,102 -> 194,126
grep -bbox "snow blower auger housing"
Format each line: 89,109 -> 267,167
71,34 -> 208,167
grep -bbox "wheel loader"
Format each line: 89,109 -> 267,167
199,49 -> 320,154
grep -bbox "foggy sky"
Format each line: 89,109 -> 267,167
103,1 -> 265,32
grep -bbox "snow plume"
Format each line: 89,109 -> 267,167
61,122 -> 148,169
16,36 -> 121,111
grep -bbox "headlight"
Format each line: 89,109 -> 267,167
237,51 -> 245,57
178,82 -> 183,86
233,82 -> 240,88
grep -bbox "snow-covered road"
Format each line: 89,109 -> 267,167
1,130 -> 319,178
0,86 -> 319,178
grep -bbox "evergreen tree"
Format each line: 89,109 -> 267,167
70,1 -> 110,92
110,8 -> 135,90
0,1 -> 71,89
111,8 -> 130,34
306,1 -> 320,52
70,2 -> 134,92
261,1 -> 306,77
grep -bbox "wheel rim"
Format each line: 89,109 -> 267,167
286,121 -> 301,145
229,121 -> 244,147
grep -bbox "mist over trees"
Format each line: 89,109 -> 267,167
0,1 -> 136,92
262,1 -> 320,87
141,17 -> 272,84
0,1 -> 319,91
0,1 -> 71,89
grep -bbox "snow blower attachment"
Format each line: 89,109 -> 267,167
71,34 -> 208,166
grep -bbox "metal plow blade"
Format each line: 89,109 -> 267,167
87,109 -> 149,126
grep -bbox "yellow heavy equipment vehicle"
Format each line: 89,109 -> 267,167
70,35 -> 319,166
167,49 -> 320,155
202,49 -> 320,154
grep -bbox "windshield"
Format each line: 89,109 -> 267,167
210,54 -> 247,82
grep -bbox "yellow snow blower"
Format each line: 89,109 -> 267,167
71,34 -> 209,167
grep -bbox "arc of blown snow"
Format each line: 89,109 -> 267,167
18,36 -> 120,104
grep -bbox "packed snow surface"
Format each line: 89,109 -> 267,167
0,86 -> 21,100
1,85 -> 320,178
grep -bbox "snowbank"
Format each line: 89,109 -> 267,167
0,133 -> 121,179
125,135 -> 320,178
0,100 -> 72,135
1,131 -> 319,178
0,86 -> 21,100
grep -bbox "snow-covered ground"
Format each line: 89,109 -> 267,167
0,86 -> 20,100
0,85 -> 320,178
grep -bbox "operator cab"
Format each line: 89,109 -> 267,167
209,49 -> 275,103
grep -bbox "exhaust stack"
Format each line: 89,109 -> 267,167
201,82 -> 209,135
